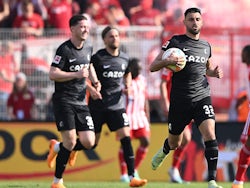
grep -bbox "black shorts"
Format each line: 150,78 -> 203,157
90,108 -> 129,133
53,102 -> 95,132
168,96 -> 215,135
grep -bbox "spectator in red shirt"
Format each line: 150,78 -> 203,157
130,0 -> 162,38
106,4 -> 130,26
46,0 -> 72,32
131,0 -> 162,26
12,1 -> 44,37
0,41 -> 19,120
7,72 -> 36,121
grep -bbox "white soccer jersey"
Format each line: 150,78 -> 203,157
126,75 -> 150,131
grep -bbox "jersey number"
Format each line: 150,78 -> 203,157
203,105 -> 215,117
86,116 -> 94,130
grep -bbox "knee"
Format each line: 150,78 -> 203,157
81,140 -> 96,150
63,140 -> 77,150
140,138 -> 150,148
168,139 -> 181,150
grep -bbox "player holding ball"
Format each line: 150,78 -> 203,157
150,7 -> 223,188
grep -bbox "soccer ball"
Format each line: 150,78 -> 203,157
162,47 -> 186,72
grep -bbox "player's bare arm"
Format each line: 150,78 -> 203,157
88,63 -> 101,92
86,80 -> 102,100
49,66 -> 89,82
123,72 -> 132,96
150,50 -> 184,72
206,59 -> 223,78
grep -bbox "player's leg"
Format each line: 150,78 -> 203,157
48,103 -> 77,188
152,132 -> 183,170
118,147 -> 130,182
51,129 -> 77,188
168,124 -> 191,183
152,100 -> 190,171
134,129 -> 150,176
111,110 -> 147,187
68,108 -> 96,166
232,116 -> 250,188
197,97 -> 222,188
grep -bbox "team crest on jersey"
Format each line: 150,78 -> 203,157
121,63 -> 126,70
162,41 -> 170,48
53,55 -> 62,64
87,54 -> 91,61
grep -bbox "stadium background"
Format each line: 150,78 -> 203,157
1,0 -> 250,183
0,26 -> 250,182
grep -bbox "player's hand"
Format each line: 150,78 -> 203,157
76,68 -> 89,78
165,53 -> 185,67
214,66 -> 223,78
94,81 -> 101,92
90,90 -> 102,100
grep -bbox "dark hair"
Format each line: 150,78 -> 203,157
101,25 -> 119,39
69,14 -> 87,27
184,7 -> 201,17
242,45 -> 250,63
242,45 -> 250,55
128,58 -> 141,79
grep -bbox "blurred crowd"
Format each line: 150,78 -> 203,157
0,0 -> 249,122
0,0 -> 249,32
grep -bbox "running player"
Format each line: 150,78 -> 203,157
150,7 -> 223,188
88,26 -> 147,187
232,45 -> 250,188
118,58 -> 150,182
160,68 -> 192,183
47,14 -> 100,188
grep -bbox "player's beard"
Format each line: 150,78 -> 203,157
187,27 -> 200,35
109,43 -> 119,50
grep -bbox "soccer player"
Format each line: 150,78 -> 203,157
88,26 -> 147,187
160,68 -> 192,183
149,7 -> 223,188
118,58 -> 150,182
47,15 -> 100,188
232,45 -> 250,188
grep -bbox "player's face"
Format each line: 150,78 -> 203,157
103,29 -> 120,50
72,19 -> 90,41
184,12 -> 203,35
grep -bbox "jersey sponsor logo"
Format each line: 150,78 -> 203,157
53,55 -> 62,64
183,48 -> 190,51
69,58 -> 77,63
69,64 -> 89,72
103,65 -> 111,69
186,55 -> 208,63
103,71 -> 125,78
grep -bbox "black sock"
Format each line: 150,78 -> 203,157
55,144 -> 71,179
73,138 -> 88,150
163,138 -> 171,155
72,139 -> 97,150
204,140 -> 218,181
120,136 -> 135,177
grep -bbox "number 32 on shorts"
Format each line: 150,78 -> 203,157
203,105 -> 215,117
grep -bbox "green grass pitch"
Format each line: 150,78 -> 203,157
0,181 -> 249,188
